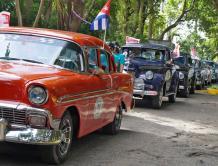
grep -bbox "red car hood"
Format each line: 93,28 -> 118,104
0,61 -> 72,101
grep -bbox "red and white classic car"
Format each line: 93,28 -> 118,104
0,27 -> 133,164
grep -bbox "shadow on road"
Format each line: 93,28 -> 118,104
0,130 -> 149,165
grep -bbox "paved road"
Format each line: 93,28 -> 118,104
1,91 -> 218,166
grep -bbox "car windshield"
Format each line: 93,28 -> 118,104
0,33 -> 74,65
174,56 -> 186,65
123,47 -> 164,61
205,61 -> 214,68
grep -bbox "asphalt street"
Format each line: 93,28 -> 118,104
0,91 -> 218,166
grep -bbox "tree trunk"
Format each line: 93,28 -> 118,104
148,18 -> 153,39
123,0 -> 132,36
44,0 -> 52,27
69,0 -> 85,32
15,0 -> 23,26
158,0 -> 196,40
214,0 -> 218,10
33,0 -> 45,27
136,0 -> 145,36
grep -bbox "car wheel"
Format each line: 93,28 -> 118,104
169,82 -> 178,103
41,112 -> 73,164
182,87 -> 190,98
152,86 -> 163,109
102,104 -> 122,135
190,80 -> 195,94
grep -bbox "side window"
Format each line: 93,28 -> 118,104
85,47 -> 98,71
100,50 -> 109,73
54,43 -> 83,72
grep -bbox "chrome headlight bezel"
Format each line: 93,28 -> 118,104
134,78 -> 145,90
179,72 -> 185,80
145,71 -> 154,80
28,86 -> 48,105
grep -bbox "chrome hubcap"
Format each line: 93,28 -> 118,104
58,119 -> 72,156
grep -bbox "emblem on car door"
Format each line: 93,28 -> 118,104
94,97 -> 104,119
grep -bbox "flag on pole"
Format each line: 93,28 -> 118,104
191,47 -> 200,60
90,0 -> 112,31
0,11 -> 10,27
173,43 -> 180,58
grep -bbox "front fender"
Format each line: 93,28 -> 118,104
144,73 -> 165,92
170,71 -> 179,92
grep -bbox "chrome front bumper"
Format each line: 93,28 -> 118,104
133,89 -> 158,97
0,101 -> 62,145
0,118 -> 61,145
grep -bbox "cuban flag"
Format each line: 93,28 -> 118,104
90,0 -> 111,31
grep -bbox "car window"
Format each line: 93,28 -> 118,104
0,33 -> 75,65
54,43 -> 83,72
174,56 -> 186,65
85,47 -> 99,71
100,49 -> 110,73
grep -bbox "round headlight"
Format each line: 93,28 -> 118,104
179,72 -> 184,79
28,86 -> 48,105
145,71 -> 154,80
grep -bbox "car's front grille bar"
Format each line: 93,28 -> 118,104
0,107 -> 27,125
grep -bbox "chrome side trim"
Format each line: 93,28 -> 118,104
57,89 -> 114,104
59,91 -> 115,104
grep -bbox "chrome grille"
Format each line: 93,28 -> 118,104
0,107 -> 27,125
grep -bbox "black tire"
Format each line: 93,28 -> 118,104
41,112 -> 73,164
168,93 -> 176,103
102,104 -> 122,135
190,79 -> 195,94
169,83 -> 178,103
181,87 -> 190,98
152,86 -> 163,109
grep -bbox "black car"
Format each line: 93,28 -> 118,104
204,60 -> 217,83
192,59 -> 207,89
173,53 -> 195,97
122,43 -> 179,109
215,63 -> 218,82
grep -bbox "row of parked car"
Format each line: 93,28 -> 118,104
122,42 -> 218,109
0,27 -> 217,164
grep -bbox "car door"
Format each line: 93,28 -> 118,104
98,49 -> 115,123
83,47 -> 114,132
164,50 -> 173,92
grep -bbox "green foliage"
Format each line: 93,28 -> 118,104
209,85 -> 218,89
0,0 -> 216,57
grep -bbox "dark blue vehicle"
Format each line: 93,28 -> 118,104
122,43 -> 179,109
173,53 -> 195,97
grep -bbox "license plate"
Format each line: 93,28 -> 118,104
0,119 -> 7,141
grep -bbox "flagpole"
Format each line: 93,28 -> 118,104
103,29 -> 107,48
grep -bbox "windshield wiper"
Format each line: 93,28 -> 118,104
0,57 -> 20,60
0,57 -> 43,64
20,59 -> 43,64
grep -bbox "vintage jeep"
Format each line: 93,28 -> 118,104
173,53 -> 195,97
122,43 -> 179,109
0,27 -> 133,164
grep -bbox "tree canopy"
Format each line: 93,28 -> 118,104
0,0 -> 217,60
